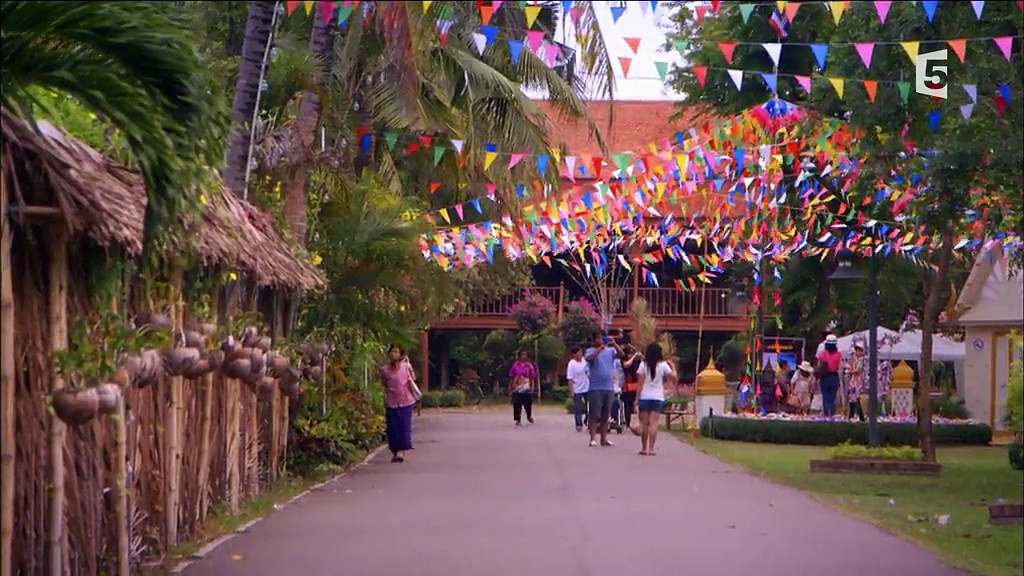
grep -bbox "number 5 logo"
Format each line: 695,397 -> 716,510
915,49 -> 948,99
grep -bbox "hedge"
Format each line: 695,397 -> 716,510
419,390 -> 466,408
698,416 -> 992,446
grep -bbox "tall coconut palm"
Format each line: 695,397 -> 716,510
1,0 -> 227,250
223,0 -> 280,197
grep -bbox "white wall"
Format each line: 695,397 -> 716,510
963,326 -> 992,426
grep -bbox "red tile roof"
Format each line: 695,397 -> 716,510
534,100 -> 723,158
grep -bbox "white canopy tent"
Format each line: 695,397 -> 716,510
816,327 -> 964,389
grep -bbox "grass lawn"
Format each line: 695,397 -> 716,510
684,436 -> 1023,576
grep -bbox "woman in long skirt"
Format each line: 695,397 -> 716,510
381,345 -> 418,463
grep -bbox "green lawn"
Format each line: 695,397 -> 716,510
685,437 -> 1023,576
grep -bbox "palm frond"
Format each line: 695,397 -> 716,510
1,0 -> 227,253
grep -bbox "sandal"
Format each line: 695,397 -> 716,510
638,450 -> 648,456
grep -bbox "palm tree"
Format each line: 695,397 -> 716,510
223,0 -> 280,197
1,0 -> 227,250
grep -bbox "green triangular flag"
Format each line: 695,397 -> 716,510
613,153 -> 630,171
897,82 -> 910,103
384,131 -> 398,150
672,39 -> 689,53
654,61 -> 669,80
739,4 -> 754,23
433,146 -> 445,166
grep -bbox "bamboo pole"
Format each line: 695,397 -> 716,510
195,276 -> 219,522
165,268 -> 184,549
46,227 -> 69,576
0,151 -> 16,576
110,281 -> 129,576
226,376 -> 241,513
268,292 -> 279,482
245,387 -> 259,496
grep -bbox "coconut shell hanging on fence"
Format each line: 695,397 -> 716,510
279,367 -> 302,398
135,312 -> 174,332
248,348 -> 266,373
52,387 -> 101,425
187,321 -> 217,337
183,330 -> 207,349
110,366 -> 131,389
181,359 -> 212,380
254,336 -> 272,353
221,334 -> 238,354
123,349 -> 165,388
241,327 -> 259,348
94,383 -> 122,415
267,352 -> 290,377
304,365 -> 323,381
256,376 -> 276,394
206,349 -> 225,371
222,357 -> 252,380
162,347 -> 202,377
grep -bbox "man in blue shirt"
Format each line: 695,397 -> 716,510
585,331 -> 624,447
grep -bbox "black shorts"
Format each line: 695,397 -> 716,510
586,390 -> 614,423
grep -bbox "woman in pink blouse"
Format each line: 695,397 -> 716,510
381,345 -> 419,463
508,351 -> 538,426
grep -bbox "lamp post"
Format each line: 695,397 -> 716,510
829,249 -> 880,447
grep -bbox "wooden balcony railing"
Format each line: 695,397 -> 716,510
457,286 -> 744,319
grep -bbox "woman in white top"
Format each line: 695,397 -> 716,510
636,342 -> 676,456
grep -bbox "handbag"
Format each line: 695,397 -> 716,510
813,360 -> 828,378
408,378 -> 423,401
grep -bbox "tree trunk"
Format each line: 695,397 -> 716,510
226,377 -> 242,514
282,2 -> 337,244
916,227 -> 954,463
224,0 -> 278,197
0,152 -> 16,576
109,291 -> 128,576
46,228 -> 68,576
194,280 -> 218,522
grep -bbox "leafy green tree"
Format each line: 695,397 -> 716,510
2,0 -> 228,252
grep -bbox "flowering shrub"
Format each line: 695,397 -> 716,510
509,293 -> 557,334
559,298 -> 602,344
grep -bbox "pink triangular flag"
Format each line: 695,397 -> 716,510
320,0 -> 337,24
874,1 -> 892,24
454,204 -> 464,221
695,5 -> 709,24
618,56 -> 632,77
718,42 -> 737,64
624,37 -> 642,54
526,30 -> 544,52
854,43 -> 875,69
509,153 -> 525,169
994,36 -> 1013,61
795,75 -> 812,94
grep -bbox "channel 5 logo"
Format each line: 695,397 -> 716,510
915,49 -> 948,99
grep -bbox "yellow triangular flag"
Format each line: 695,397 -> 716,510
525,5 -> 542,28
439,208 -> 451,223
829,1 -> 845,25
422,0 -> 433,13
828,77 -> 844,98
550,147 -> 561,164
776,1 -> 787,11
484,151 -> 498,170
900,41 -> 920,65
303,1 -> 315,15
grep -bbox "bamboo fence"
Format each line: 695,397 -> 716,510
0,112 -> 324,575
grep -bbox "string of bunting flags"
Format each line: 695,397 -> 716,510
698,0 -> 1024,28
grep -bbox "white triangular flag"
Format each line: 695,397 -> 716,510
960,103 -> 974,120
472,33 -> 487,55
728,69 -> 744,90
962,84 -> 977,103
970,1 -> 984,20
763,43 -> 782,67
450,139 -> 464,154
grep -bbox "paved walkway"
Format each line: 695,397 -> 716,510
183,408 -> 964,576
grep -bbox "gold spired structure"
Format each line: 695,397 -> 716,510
694,357 -> 729,424
890,360 -> 916,416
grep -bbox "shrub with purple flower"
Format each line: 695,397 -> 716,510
559,298 -> 602,344
510,293 -> 557,334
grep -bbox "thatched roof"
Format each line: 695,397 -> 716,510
2,109 -> 325,291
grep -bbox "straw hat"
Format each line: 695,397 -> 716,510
824,334 -> 838,345
799,360 -> 814,372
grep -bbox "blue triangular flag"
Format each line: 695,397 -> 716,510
508,40 -> 524,64
650,1 -> 659,12
562,1 -> 572,12
760,72 -> 778,94
999,83 -> 1011,102
810,44 -> 829,70
538,154 -> 549,174
481,25 -> 498,46
610,6 -> 626,23
922,1 -> 938,22
471,198 -> 483,214
928,109 -> 941,132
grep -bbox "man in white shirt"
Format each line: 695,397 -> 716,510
566,347 -> 589,432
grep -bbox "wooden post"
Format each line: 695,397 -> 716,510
245,387 -> 259,496
46,228 -> 68,576
419,330 -> 429,392
0,151 -> 16,576
267,292 -> 279,482
165,267 -> 184,549
556,283 -> 565,324
109,284 -> 129,576
195,277 -> 219,522
225,377 -> 241,513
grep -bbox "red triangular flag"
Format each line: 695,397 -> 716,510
429,182 -> 441,194
947,39 -> 966,64
711,0 -> 721,13
592,157 -> 603,179
785,2 -> 800,22
863,80 -> 878,103
624,37 -> 642,54
320,1 -> 336,24
694,66 -> 708,87
718,42 -> 737,64
286,1 -> 301,16
695,5 -> 709,24
480,5 -> 494,25
618,56 -> 632,78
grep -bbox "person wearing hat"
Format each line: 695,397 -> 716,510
816,334 -> 844,416
789,360 -> 816,414
845,339 -> 868,421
